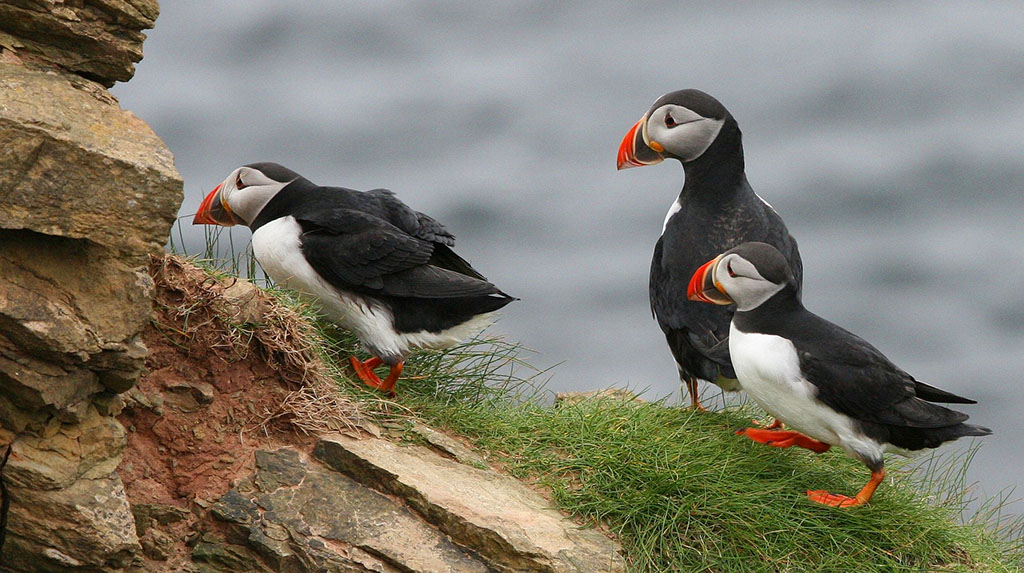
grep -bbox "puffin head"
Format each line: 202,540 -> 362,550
617,89 -> 731,170
193,162 -> 301,227
687,242 -> 794,312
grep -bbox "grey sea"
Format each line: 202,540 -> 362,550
113,1 -> 1024,511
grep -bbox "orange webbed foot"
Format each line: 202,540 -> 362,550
806,469 -> 885,508
806,490 -> 864,507
735,428 -> 831,453
349,356 -> 403,397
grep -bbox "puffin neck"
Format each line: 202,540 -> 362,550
732,285 -> 803,334
680,119 -> 745,195
249,178 -> 314,232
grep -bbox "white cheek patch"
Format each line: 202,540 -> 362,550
647,105 -> 725,163
729,279 -> 784,311
230,180 -> 290,224
676,118 -> 724,162
715,256 -> 784,311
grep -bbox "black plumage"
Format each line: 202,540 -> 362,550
619,90 -> 802,408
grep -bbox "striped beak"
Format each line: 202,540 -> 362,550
617,114 -> 664,170
687,256 -> 733,305
193,183 -> 243,226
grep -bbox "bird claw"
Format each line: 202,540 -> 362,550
349,356 -> 383,386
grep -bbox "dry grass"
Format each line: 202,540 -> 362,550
149,253 -> 371,436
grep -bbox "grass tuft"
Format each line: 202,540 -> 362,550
150,254 -> 371,436
311,322 -> 1023,571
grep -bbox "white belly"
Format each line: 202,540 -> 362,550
728,325 -> 887,463
251,216 -> 495,362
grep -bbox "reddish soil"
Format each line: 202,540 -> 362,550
117,325 -> 313,507
115,256 -> 319,568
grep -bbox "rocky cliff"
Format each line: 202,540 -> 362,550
0,3 -> 624,571
0,0 -> 180,570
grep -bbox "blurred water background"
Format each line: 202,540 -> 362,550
113,1 -> 1024,510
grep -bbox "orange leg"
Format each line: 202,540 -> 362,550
349,356 -> 404,396
735,428 -> 832,454
685,378 -> 707,411
807,469 -> 885,508
379,361 -> 403,393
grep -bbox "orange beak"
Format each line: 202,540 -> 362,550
617,114 -> 664,170
192,183 -> 243,226
687,256 -> 733,305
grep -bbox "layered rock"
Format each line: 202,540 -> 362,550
0,1 -> 180,569
0,0 -> 158,87
198,439 -> 625,572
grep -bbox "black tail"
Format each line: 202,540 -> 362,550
389,293 -> 515,334
959,423 -> 993,437
883,421 -> 992,452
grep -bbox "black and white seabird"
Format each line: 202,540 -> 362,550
687,242 -> 991,507
617,89 -> 802,410
193,162 -> 515,394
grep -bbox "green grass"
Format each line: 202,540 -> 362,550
302,323 -> 1023,572
176,228 -> 1024,571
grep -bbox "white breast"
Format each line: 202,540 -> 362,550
661,197 -> 682,234
250,216 -> 316,294
728,325 -> 888,463
251,217 -> 400,356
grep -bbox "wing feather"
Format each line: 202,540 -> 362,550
296,208 -> 502,299
796,322 -> 971,428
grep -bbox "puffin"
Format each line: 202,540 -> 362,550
617,89 -> 802,410
687,241 -> 991,507
193,162 -> 515,394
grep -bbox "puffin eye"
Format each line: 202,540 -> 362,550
235,174 -> 247,190
727,261 -> 737,278
665,112 -> 677,128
